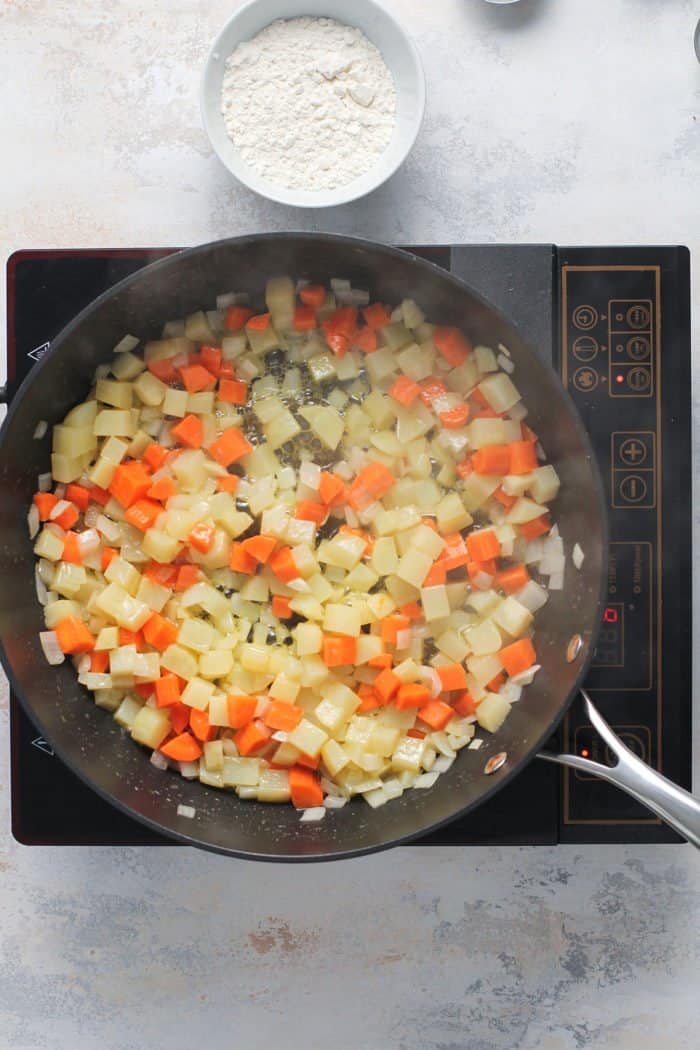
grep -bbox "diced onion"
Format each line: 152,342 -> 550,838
37,472 -> 52,492
222,739 -> 239,757
77,529 -> 101,557
40,630 -> 64,665
508,400 -> 528,422
330,278 -> 351,293
473,571 -> 494,590
150,750 -> 168,770
415,771 -> 440,789
49,499 -> 70,521
34,566 -> 48,605
299,806 -> 326,822
572,543 -> 584,569
510,664 -> 541,687
96,514 -> 121,543
548,571 -> 564,591
500,681 -> 522,704
287,578 -> 310,593
33,420 -> 48,440
254,696 -> 270,718
419,666 -> 442,698
395,628 -> 412,650
432,755 -> 455,773
177,804 -> 196,818
299,461 -> 320,489
514,580 -> 548,612
468,738 -> 484,750
323,796 -> 347,809
27,504 -> 40,539
83,504 -> 101,528
539,552 -> 566,576
320,776 -> 343,797
178,762 -> 199,780
344,506 -> 359,528
497,353 -> 515,374
113,334 -> 139,354
333,460 -> 352,480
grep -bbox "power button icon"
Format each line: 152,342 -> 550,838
572,305 -> 599,330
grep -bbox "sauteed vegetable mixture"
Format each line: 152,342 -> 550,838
29,276 -> 563,815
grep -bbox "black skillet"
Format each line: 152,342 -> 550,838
0,234 -> 697,858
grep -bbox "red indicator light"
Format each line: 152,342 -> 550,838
616,374 -> 624,384
580,748 -> 590,758
603,607 -> 619,624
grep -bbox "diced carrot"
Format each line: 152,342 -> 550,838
208,426 -> 252,467
229,542 -> 257,574
178,364 -> 217,394
453,690 -> 479,717
109,461 -> 152,508
62,531 -> 82,564
354,326 -> 378,353
143,613 -> 178,651
337,525 -> 374,556
133,683 -> 154,699
147,358 -> 178,384
90,650 -> 110,673
470,387 -> 489,409
54,616 -> 94,654
118,628 -> 143,650
472,444 -> 511,475
456,458 -> 474,479
518,515 -> 551,540
246,313 -> 271,331
271,595 -> 292,620
293,304 -> 317,331
224,305 -> 253,331
269,546 -> 298,582
362,302 -> 391,329
147,477 -> 177,503
219,363 -> 235,381
200,346 -> 222,377
496,563 -> 530,594
367,652 -> 392,669
218,378 -> 248,405
466,529 -> 501,561
101,547 -> 118,571
322,635 -> 357,667
436,664 -> 468,692
53,503 -> 80,530
318,472 -> 346,507
169,702 -> 190,735
400,601 -> 423,620
395,683 -> 432,709
33,492 -> 59,520
521,423 -> 539,443
487,672 -> 506,692
216,474 -> 240,493
467,559 -> 497,586
144,561 -> 178,587
160,732 -> 202,762
499,638 -> 536,677
240,534 -> 277,564
493,486 -> 517,511
373,668 -> 401,703
389,375 -> 421,407
418,699 -> 455,730
509,440 -> 539,475
227,694 -> 257,728
264,701 -> 303,733
295,501 -> 327,525
381,614 -> 410,646
170,414 -> 203,449
348,462 -> 394,510
407,728 -> 426,739
65,484 -> 89,511
439,403 -> 470,429
155,673 -> 182,708
89,484 -> 111,506
125,498 -> 162,532
189,706 -> 217,743
474,408 -> 502,419
433,326 -> 472,367
299,284 -> 326,309
188,521 -> 216,553
234,719 -> 271,756
423,561 -> 448,586
289,766 -> 323,808
174,564 -> 200,591
441,534 -> 470,571
418,377 -> 448,406
357,685 -> 381,713
142,443 -> 168,471
322,307 -> 357,357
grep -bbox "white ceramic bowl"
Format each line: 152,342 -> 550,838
201,0 -> 425,208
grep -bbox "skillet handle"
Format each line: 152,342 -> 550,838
538,690 -> 700,848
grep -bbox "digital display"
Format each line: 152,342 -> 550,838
592,603 -> 624,667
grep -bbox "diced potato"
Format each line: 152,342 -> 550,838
461,473 -> 501,513
239,643 -> 269,673
321,738 -> 350,777
323,603 -> 362,637
505,497 -> 549,525
265,276 -> 295,331
474,345 -> 498,373
111,351 -> 146,380
257,769 -> 291,803
466,417 -> 507,449
478,373 -> 521,413
199,649 -> 234,679
288,718 -> 328,758
269,673 -> 300,703
298,405 -> 344,450
114,695 -> 143,729
207,694 -> 231,726
307,353 -> 337,383
370,536 -> 399,576
204,740 -> 224,773
178,617 -> 216,653
379,322 -> 412,351
396,549 -> 432,589
392,735 -> 427,773
294,622 -> 322,656
163,387 -> 189,417
529,464 -> 560,504
181,677 -> 215,710
105,555 -> 141,596
394,402 -> 434,443
96,378 -> 133,409
141,528 -> 181,563
465,619 -> 502,655
362,390 -> 396,429
222,757 -> 261,787
318,534 -> 365,571
94,626 -> 119,650
185,309 -> 216,343
466,652 -> 503,685
53,425 -> 96,458
436,628 -> 471,662
34,528 -> 65,562
94,409 -> 137,437
492,596 -> 533,637
131,706 -> 171,749
501,473 -> 536,497
476,692 -> 512,733
436,492 -> 472,532
161,644 -> 199,680
264,409 -> 302,450
421,584 -> 451,622
409,523 -> 446,560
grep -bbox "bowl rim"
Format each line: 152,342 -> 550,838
199,0 -> 426,208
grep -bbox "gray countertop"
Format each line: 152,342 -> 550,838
1,1 -> 698,1047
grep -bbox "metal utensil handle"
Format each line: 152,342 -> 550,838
539,690 -> 700,848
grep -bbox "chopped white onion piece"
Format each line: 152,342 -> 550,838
351,288 -> 370,306
509,664 -> 541,687
237,358 -> 260,382
179,761 -> 199,780
177,804 -> 196,819
299,461 -> 321,489
333,460 -> 353,481
37,472 -> 52,492
514,580 -> 549,612
419,666 -> 442,698
150,750 -> 169,770
497,342 -> 512,358
27,504 -> 40,539
432,755 -> 455,774
49,499 -> 70,521
33,420 -> 48,440
287,577 -> 310,593
415,771 -> 440,789
468,738 -> 484,750
395,628 -> 412,650
358,500 -> 381,525
548,571 -> 564,591
320,776 -> 344,797
344,506 -> 359,528
83,504 -> 101,528
222,738 -> 239,757
76,654 -> 91,675
330,278 -> 351,293
323,795 -> 347,809
40,630 -> 64,665
34,565 -> 48,605
536,442 -> 546,462
77,529 -> 101,557
508,400 -> 528,422
113,334 -> 139,354
500,681 -> 523,704
497,353 -> 515,374
299,806 -> 326,822
473,570 -> 494,590
572,543 -> 585,569
539,552 -> 566,576
254,696 -> 270,718
96,514 -> 121,543
523,538 -> 544,565
334,289 -> 356,306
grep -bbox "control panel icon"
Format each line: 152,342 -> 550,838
572,305 -> 598,330
572,336 -> 598,362
572,366 -> 599,392
611,432 -> 656,509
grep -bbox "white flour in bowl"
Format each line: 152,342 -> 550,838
220,17 -> 397,192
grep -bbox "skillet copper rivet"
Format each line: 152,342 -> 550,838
566,634 -> 583,663
484,751 -> 507,775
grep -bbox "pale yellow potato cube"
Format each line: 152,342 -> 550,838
130,706 -> 170,749
135,577 -> 171,613
172,449 -> 208,493
239,643 -> 269,673
385,575 -> 419,606
65,400 -> 98,427
199,649 -> 234,679
368,725 -> 401,757
89,457 -> 117,489
264,409 -> 301,450
476,692 -> 512,733
222,757 -> 261,787
464,620 -> 502,656
362,389 -> 395,428
294,622 -> 322,656
436,493 -> 473,533
242,442 -> 282,480
505,497 -> 549,525
43,599 -> 82,629
321,738 -> 350,777
178,617 -> 216,653
94,626 -> 119,651
288,718 -> 328,758
239,575 -> 269,603
305,573 -> 334,603
161,643 -> 199,680
184,309 -> 215,344
289,595 -> 324,621
257,769 -> 291,803
501,473 -> 536,497
96,378 -> 133,409
421,584 -> 450,622
52,562 -> 86,599
187,391 -> 215,415
50,453 -> 86,484
409,524 -> 446,561
319,680 -> 360,718
373,506 -> 421,536
396,342 -> 434,381
265,275 -> 295,330
314,699 -> 350,735
269,673 -> 300,703
111,350 -> 146,380
344,562 -> 379,592
181,677 -> 215,711
365,346 -> 398,382
394,402 -> 434,443
466,652 -> 504,685
94,409 -> 136,437
105,556 -> 141,596
298,405 -> 343,450
114,695 -> 143,729
318,534 -> 365,571
299,654 -> 330,689
132,652 -> 161,680
53,425 -> 97,458
207,694 -> 231,726
141,528 -> 181,563
355,634 -> 384,664
492,596 -> 533,637
323,603 -> 362,637
34,528 -> 65,562
201,739 -> 224,773
478,373 -> 521,413
100,436 -> 129,464
392,735 -> 427,773
163,387 -> 189,418
396,549 -> 432,589
217,509 -> 254,539
344,716 -> 374,747
529,465 -> 560,504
